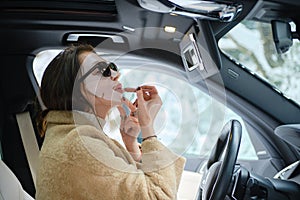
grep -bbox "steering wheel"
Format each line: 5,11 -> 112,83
200,120 -> 242,200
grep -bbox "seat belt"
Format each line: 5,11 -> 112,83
16,111 -> 39,188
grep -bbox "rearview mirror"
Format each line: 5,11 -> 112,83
271,20 -> 293,54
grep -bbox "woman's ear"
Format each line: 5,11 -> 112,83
78,51 -> 91,66
79,83 -> 94,112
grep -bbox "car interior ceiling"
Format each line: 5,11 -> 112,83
0,0 -> 300,198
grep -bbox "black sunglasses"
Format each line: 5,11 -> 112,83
78,62 -> 118,82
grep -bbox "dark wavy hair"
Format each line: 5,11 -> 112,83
37,43 -> 95,137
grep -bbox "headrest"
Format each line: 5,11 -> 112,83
274,124 -> 300,151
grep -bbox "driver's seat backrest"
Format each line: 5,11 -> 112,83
0,159 -> 34,200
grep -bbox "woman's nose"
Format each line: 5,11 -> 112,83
111,70 -> 120,81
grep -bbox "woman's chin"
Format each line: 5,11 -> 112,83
112,90 -> 124,102
106,92 -> 123,106
111,99 -> 122,107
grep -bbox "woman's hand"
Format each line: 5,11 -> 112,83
118,97 -> 141,161
135,85 -> 162,138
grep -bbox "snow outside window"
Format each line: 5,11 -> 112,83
219,20 -> 300,106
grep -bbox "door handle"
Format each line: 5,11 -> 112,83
66,33 -> 125,43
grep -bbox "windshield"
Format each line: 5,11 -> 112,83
219,20 -> 300,106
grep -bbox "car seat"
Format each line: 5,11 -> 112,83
0,159 -> 34,200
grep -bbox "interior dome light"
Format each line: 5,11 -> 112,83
164,26 -> 176,33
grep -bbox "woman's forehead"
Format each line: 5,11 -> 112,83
80,52 -> 106,73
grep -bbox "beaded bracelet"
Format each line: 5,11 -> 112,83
142,135 -> 157,141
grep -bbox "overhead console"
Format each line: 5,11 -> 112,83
179,21 -> 222,82
137,0 -> 243,22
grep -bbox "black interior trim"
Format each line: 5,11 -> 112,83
217,53 -> 300,124
0,0 -> 117,12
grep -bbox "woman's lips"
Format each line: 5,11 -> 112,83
114,83 -> 124,93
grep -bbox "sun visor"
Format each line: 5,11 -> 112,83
179,22 -> 221,82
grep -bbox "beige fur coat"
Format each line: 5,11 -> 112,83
35,111 -> 186,200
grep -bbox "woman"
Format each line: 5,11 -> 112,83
35,43 -> 186,200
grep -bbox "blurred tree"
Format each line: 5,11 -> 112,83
219,20 -> 300,105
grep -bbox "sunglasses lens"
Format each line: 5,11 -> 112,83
109,63 -> 118,71
102,63 -> 118,77
102,67 -> 111,77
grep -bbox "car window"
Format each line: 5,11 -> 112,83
118,68 -> 258,160
33,49 -> 62,86
218,20 -> 300,106
33,50 -> 258,160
